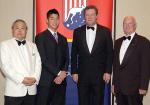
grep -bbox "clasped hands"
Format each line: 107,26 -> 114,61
22,77 -> 36,86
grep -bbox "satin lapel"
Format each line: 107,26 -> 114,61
116,38 -> 124,65
25,42 -> 32,72
91,26 -> 100,54
121,35 -> 137,67
82,25 -> 90,54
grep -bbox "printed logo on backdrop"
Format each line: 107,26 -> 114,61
63,0 -> 87,30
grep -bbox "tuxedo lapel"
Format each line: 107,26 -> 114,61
116,38 -> 124,65
121,35 -> 137,67
25,42 -> 32,73
91,26 -> 100,54
82,25 -> 90,54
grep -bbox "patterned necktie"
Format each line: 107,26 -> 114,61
53,32 -> 58,42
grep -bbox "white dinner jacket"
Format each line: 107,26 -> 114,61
0,38 -> 41,97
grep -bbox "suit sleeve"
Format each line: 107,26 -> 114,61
105,30 -> 113,74
31,44 -> 42,85
0,42 -> 24,84
139,38 -> 150,90
71,29 -> 78,74
112,40 -> 118,85
35,35 -> 59,76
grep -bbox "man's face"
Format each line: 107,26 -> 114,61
123,17 -> 136,35
47,14 -> 59,31
12,21 -> 27,40
85,9 -> 97,26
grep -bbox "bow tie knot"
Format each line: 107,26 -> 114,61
87,26 -> 95,31
123,36 -> 131,40
16,40 -> 26,46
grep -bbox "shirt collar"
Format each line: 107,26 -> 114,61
86,24 -> 97,31
124,32 -> 135,41
13,37 -> 26,42
48,28 -> 57,36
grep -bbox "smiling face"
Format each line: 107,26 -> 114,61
12,20 -> 27,41
123,16 -> 137,36
47,14 -> 59,32
84,8 -> 97,26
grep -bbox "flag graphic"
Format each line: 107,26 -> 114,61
63,0 -> 86,30
36,0 -> 113,39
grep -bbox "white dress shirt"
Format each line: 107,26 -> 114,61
119,32 -> 135,64
86,24 -> 97,53
16,39 -> 30,72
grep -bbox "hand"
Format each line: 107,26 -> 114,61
58,71 -> 67,81
139,89 -> 147,95
111,85 -> 115,95
72,74 -> 78,83
103,73 -> 111,84
54,76 -> 63,84
22,77 -> 36,86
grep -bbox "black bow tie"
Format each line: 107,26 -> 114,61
87,26 -> 95,31
123,36 -> 131,40
16,40 -> 26,46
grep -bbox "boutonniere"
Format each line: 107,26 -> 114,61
32,50 -> 35,56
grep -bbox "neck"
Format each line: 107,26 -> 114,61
48,27 -> 57,32
15,37 -> 25,41
87,22 -> 97,26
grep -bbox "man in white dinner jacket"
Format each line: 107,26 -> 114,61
0,19 -> 41,105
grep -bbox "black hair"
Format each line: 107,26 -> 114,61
84,5 -> 98,15
47,9 -> 59,19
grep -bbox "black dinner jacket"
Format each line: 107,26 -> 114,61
35,29 -> 69,86
113,33 -> 150,95
71,24 -> 113,84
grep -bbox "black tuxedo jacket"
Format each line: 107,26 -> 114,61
71,24 -> 113,85
113,33 -> 150,95
35,29 -> 69,86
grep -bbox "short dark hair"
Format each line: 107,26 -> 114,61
84,5 -> 98,15
47,9 -> 59,19
12,19 -> 27,30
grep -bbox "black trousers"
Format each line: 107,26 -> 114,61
78,83 -> 104,105
116,93 -> 143,105
4,93 -> 35,105
35,82 -> 66,105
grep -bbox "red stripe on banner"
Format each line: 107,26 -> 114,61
36,0 -> 113,39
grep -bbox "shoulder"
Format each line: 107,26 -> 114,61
136,34 -> 149,42
97,24 -> 111,32
134,34 -> 150,48
74,25 -> 86,32
25,41 -> 38,51
58,33 -> 67,42
36,29 -> 49,39
0,38 -> 14,47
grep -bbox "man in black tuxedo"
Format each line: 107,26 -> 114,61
112,16 -> 150,105
71,5 -> 113,105
35,9 -> 69,105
